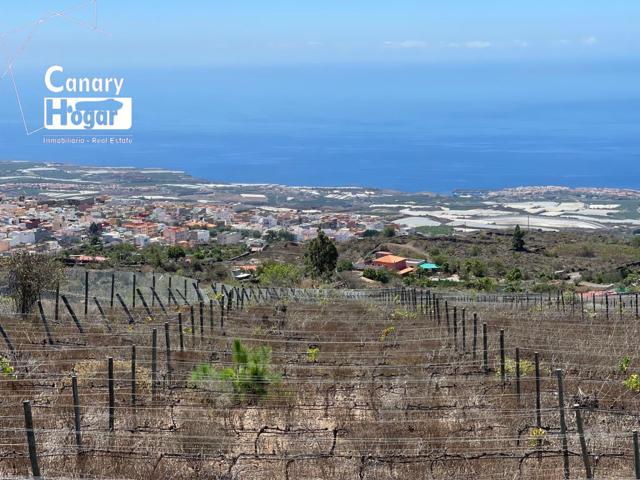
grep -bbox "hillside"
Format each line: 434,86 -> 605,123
0,278 -> 639,478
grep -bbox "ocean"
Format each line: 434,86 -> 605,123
1,61 -> 639,193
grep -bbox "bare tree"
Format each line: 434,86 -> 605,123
2,252 -> 64,314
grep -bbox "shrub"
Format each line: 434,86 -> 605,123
619,356 -> 631,374
189,339 -> 280,404
380,326 -> 396,342
0,356 -> 16,380
257,262 -> 302,287
506,267 -> 523,282
528,427 -> 547,447
307,346 -> 320,362
363,268 -> 390,283
337,259 -> 354,272
624,373 -> 640,392
498,356 -> 534,378
463,258 -> 487,278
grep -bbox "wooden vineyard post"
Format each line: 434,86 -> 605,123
94,297 -> 112,332
84,270 -> 89,316
151,329 -> 158,400
55,280 -> 60,321
499,329 -> 505,386
555,369 -> 570,479
165,322 -> 172,386
462,308 -> 466,352
23,400 -> 41,478
150,288 -> 167,314
220,300 -> 225,335
152,274 -> 156,307
116,293 -> 135,324
534,352 -> 542,429
178,313 -> 185,352
482,323 -> 488,374
515,348 -> 521,405
620,293 -> 624,320
633,430 -> 640,479
108,357 -> 115,432
445,301 -> 450,333
209,299 -> 214,332
574,404 -> 592,479
71,373 -> 82,450
110,272 -> 115,309
136,288 -> 154,320
61,295 -> 85,334
199,302 -> 204,339
193,282 -> 204,303
131,345 -> 136,408
0,323 -> 15,356
37,301 -> 54,345
132,273 -> 137,309
453,307 -> 458,351
190,306 -> 196,346
472,313 -> 478,360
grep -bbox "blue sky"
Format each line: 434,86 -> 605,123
1,0 -> 639,67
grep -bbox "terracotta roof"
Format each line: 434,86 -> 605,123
374,254 -> 406,264
398,267 -> 415,275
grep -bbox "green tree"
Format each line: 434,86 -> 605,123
167,245 -> 186,260
382,225 -> 396,238
304,229 -> 338,278
143,245 -> 166,269
264,230 -> 295,243
512,224 -> 526,252
3,252 -> 64,314
88,222 -> 101,236
107,243 -> 139,265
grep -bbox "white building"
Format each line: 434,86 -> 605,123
9,229 -> 36,245
218,231 -> 243,245
134,234 -> 150,248
193,229 -> 210,244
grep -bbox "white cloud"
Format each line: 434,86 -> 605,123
446,40 -> 492,49
514,40 -> 530,48
466,40 -> 492,49
383,40 -> 428,49
306,41 -> 323,47
582,36 -> 598,46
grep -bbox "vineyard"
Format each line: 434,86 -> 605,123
1,271 -> 640,478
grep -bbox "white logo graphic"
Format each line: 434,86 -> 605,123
43,65 -> 132,131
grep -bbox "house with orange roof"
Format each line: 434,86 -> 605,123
373,254 -> 407,271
